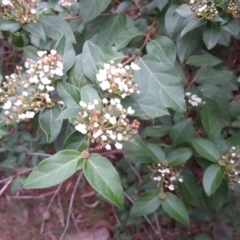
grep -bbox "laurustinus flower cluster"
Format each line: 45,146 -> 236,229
185,92 -> 205,107
58,0 -> 77,7
74,98 -> 140,150
1,0 -> 39,24
150,161 -> 183,192
96,61 -> 140,98
0,50 -> 63,123
189,0 -> 218,20
218,147 -> 240,186
227,1 -> 240,18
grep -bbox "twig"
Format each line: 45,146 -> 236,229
133,0 -> 143,12
27,152 -> 52,157
71,211 -> 81,235
0,179 -> 12,196
122,55 -> 136,66
139,17 -> 156,52
124,192 -> 158,235
59,171 -> 83,240
124,154 -> 142,183
0,168 -> 33,184
154,212 -> 163,240
112,204 -> 121,225
10,191 -> 56,199
40,183 -> 63,234
185,65 -> 206,90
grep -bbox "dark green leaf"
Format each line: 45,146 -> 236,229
169,119 -> 192,145
222,18 -> 240,36
83,153 -> 124,209
203,164 -> 225,196
191,138 -> 221,162
79,0 -> 111,23
145,143 -> 165,163
167,148 -> 192,166
130,190 -> 161,217
176,4 -> 194,17
63,131 -> 87,151
24,150 -> 81,189
0,19 -> 21,32
186,53 -> 222,67
203,22 -> 220,50
39,104 -> 63,143
22,22 -> 46,40
162,192 -> 190,225
143,125 -> 171,137
181,19 -> 205,37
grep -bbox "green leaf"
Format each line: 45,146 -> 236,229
68,54 -> 90,88
191,138 -> 221,162
154,0 -> 168,11
0,19 -> 21,32
181,19 -> 205,37
134,55 -> 186,117
146,36 -> 176,69
115,27 -> 144,50
203,21 -> 220,50
130,190 -> 161,217
83,153 -> 124,209
57,82 -> 81,108
143,125 -> 171,137
145,143 -> 165,163
23,45 -> 38,60
94,15 -> 127,48
79,0 -> 111,23
222,18 -> 240,36
169,119 -> 192,145
177,29 -> 200,63
80,85 -> 100,104
167,148 -> 192,166
40,16 -> 76,43
203,164 -> 225,196
201,106 -> 222,138
57,107 -> 81,120
226,136 -> 240,148
176,4 -> 194,18
178,169 -> 203,207
186,53 -> 222,67
162,192 -> 190,225
82,41 -> 105,82
39,104 -> 63,143
24,150 -> 81,189
203,179 -> 228,212
124,135 -> 151,163
22,22 -> 46,40
196,67 -> 233,85
63,131 -> 87,150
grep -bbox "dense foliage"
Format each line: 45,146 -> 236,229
1,0 -> 240,239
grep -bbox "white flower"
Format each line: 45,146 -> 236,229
29,75 -> 39,83
22,91 -> 28,96
115,142 -> 123,149
105,144 -> 111,150
38,84 -> 44,90
109,117 -> 117,125
168,184 -> 175,191
127,106 -> 135,114
178,178 -> 183,182
41,77 -> 51,85
14,100 -> 23,106
93,122 -> 99,128
102,98 -> 108,104
117,133 -> 123,141
45,93 -> 51,103
101,135 -> 107,141
93,129 -> 103,139
55,68 -> 63,76
110,99 -> 116,105
96,69 -> 107,82
130,62 -> 140,71
104,113 -> 110,120
94,99 -> 99,105
170,176 -> 176,181
30,9 -> 36,14
75,123 -> 87,134
79,101 -> 87,108
51,49 -> 57,55
116,103 -> 123,110
100,80 -> 110,91
25,111 -> 35,119
185,92 -> 191,96
46,86 -> 54,91
4,111 -> 9,115
232,153 -> 236,157
18,113 -> 26,120
2,0 -> 12,6
104,63 -> 111,70
87,104 -> 95,110
2,100 -> 12,109
37,51 -> 47,57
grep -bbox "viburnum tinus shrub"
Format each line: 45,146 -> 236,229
1,0 -> 240,238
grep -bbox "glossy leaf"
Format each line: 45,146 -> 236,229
24,150 -> 81,189
145,143 -> 165,163
22,22 -> 46,40
143,125 -> 171,137
39,104 -> 63,143
83,153 -> 124,209
130,190 -> 161,217
0,19 -> 21,32
162,192 -> 190,225
167,148 -> 192,166
203,164 -> 225,196
191,138 -> 221,162
63,131 -> 87,150
186,53 -> 222,67
203,22 -> 220,50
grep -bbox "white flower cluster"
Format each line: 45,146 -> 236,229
1,0 -> 38,24
227,1 -> 240,19
219,146 -> 240,185
185,92 -> 205,107
59,0 -> 77,7
151,162 -> 183,192
189,0 -> 218,20
96,61 -> 140,98
74,98 -> 140,150
0,50 -> 64,123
